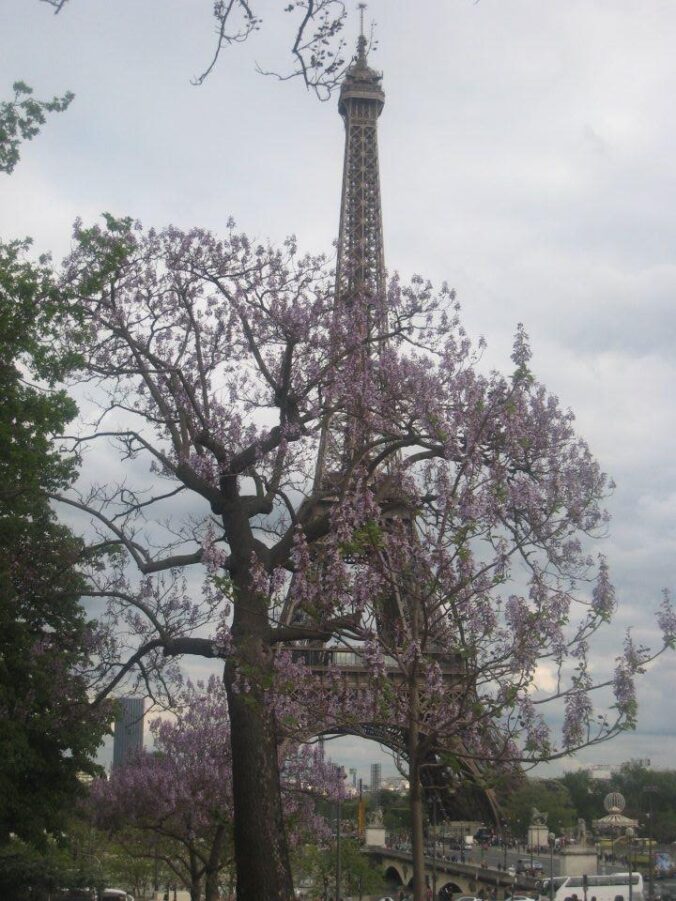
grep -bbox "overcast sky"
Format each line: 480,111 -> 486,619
2,0 -> 675,786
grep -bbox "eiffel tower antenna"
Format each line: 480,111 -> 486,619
358,2 -> 367,54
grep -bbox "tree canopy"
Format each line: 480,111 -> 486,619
92,678 -> 340,901
0,82 -> 73,175
47,213 -> 676,899
0,238 -> 108,848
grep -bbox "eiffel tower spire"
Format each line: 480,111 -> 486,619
311,8 -> 387,493
335,5 -> 386,304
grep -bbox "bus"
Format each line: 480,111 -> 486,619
554,873 -> 644,901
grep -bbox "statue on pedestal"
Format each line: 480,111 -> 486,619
531,807 -> 548,826
577,817 -> 587,844
369,806 -> 384,826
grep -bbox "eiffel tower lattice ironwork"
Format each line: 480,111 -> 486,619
311,10 -> 387,493
281,13 -> 499,825
335,16 -> 386,307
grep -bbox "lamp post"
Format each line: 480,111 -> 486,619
460,823 -> 465,864
432,796 -> 438,901
644,785 -> 658,901
548,832 -> 556,901
335,766 -> 343,901
626,827 -> 635,901
503,821 -> 508,871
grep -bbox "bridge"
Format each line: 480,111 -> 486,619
363,845 -> 534,898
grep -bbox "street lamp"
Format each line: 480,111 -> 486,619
548,832 -> 556,901
432,796 -> 438,901
626,827 -> 635,901
335,766 -> 343,901
644,785 -> 658,901
503,821 -> 508,871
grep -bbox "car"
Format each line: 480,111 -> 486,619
507,866 -> 517,876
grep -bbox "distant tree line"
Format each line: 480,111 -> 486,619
498,763 -> 676,845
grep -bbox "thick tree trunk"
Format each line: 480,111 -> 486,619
225,655 -> 294,899
220,476 -> 295,900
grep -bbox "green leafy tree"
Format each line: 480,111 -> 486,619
0,239 -> 109,848
559,769 -> 606,831
0,82 -> 73,174
502,778 -> 576,840
295,837 -> 386,900
609,764 -> 676,844
0,835 -> 104,901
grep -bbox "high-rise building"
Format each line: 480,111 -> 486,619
112,696 -> 145,769
370,762 -> 382,798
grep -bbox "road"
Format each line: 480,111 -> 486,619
431,843 -> 561,877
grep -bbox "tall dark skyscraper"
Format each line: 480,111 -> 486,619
112,696 -> 145,769
370,762 -> 382,798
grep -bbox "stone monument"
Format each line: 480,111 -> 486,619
364,806 -> 386,848
528,807 -> 549,851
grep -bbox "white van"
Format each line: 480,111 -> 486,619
554,873 -> 644,901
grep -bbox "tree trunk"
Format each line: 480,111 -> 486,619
189,867 -> 202,901
204,869 -> 220,901
204,823 -> 227,901
225,655 -> 294,899
221,478 -> 295,900
408,676 -> 427,901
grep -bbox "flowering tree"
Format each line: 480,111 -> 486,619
249,322 -> 676,898
92,679 -> 338,901
56,215 -> 675,900
38,0 -> 352,97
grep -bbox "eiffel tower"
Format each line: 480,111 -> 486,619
286,10 -> 499,825
311,5 -> 387,493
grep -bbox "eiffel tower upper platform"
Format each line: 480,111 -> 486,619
335,16 -> 386,305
